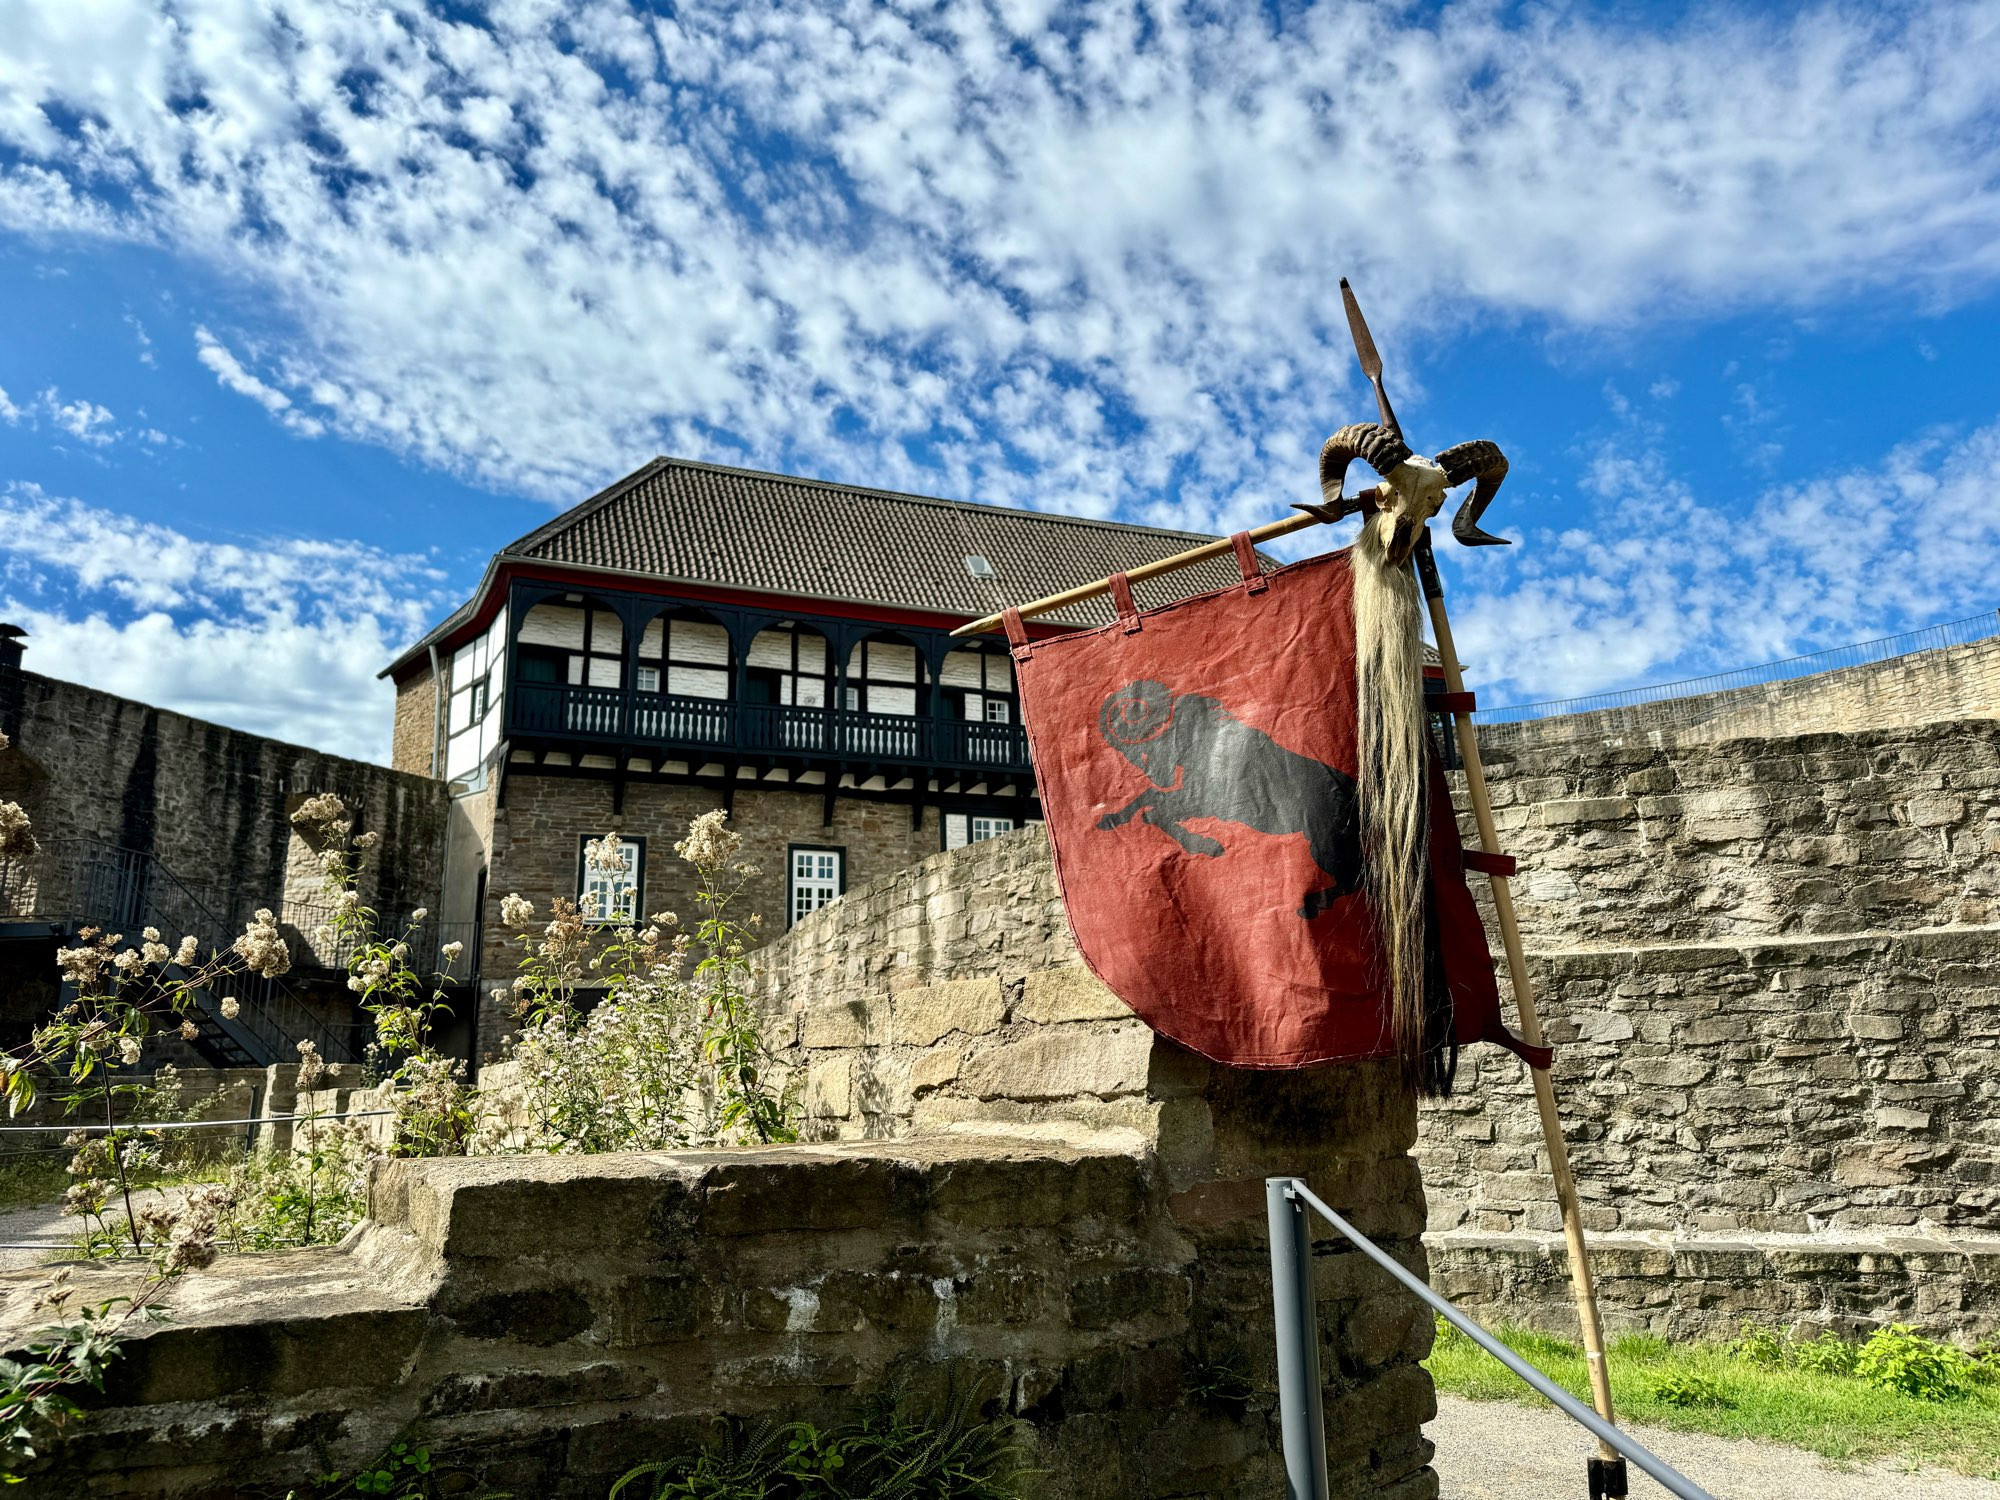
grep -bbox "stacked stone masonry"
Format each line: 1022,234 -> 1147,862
1422,716 -> 2000,1338
1,669 -> 447,930
473,776 -> 953,1057
5,832 -> 1441,1499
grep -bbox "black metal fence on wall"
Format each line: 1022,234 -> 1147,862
1475,611 -> 1999,732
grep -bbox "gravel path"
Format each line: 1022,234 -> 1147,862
1431,1393 -> 2000,1499
0,1189 -> 179,1272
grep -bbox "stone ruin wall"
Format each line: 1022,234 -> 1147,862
761,712 -> 2000,1342
5,831 -> 1440,1500
0,665 -> 449,956
1426,716 -> 2000,1338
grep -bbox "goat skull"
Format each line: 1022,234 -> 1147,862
1294,422 -> 1512,567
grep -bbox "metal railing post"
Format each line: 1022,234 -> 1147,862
1266,1179 -> 1330,1500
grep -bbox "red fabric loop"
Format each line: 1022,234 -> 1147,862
1430,690 -> 1476,715
1108,572 -> 1142,633
1461,849 -> 1517,878
1002,607 -> 1029,650
1231,533 -> 1268,592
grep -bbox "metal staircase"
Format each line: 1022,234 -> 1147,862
5,838 -> 368,1068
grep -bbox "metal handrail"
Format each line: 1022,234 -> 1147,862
1265,1177 -> 1714,1500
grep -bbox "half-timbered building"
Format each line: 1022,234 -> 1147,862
382,457 -> 1256,1055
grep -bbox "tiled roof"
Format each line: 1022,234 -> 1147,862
506,457 -> 1258,625
385,456 -> 1281,675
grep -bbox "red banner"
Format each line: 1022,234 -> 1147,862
1005,541 -> 1546,1074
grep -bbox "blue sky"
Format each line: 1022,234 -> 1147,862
1,0 -> 1997,763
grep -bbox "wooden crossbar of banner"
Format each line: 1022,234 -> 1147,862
948,510 -> 1330,638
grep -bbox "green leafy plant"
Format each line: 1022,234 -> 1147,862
1647,1370 -> 1732,1409
610,1391 -> 1035,1500
1856,1325 -> 1976,1401
1726,1322 -> 1785,1368
0,1277 -> 173,1481
275,1435 -> 509,1500
1792,1331 -> 1858,1377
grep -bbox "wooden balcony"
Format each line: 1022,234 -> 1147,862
507,683 -> 1030,775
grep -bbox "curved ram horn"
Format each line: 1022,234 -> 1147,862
1434,439 -> 1511,547
1292,422 -> 1414,524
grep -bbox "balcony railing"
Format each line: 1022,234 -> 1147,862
508,685 -> 1029,772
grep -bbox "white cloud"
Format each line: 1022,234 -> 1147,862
1448,416 -> 2000,707
193,328 -> 325,437
0,387 -> 18,424
0,0 -> 1991,518
38,387 -> 118,446
124,312 -> 156,367
0,483 -> 446,762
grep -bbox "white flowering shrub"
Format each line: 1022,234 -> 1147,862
499,811 -> 796,1153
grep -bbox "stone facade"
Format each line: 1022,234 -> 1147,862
1461,719 -> 2000,949
1479,633 -> 2000,750
391,660 -> 440,778
1416,716 -> 2000,1337
472,775 -> 998,1058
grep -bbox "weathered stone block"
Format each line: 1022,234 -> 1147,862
892,978 -> 1006,1045
1017,967 -> 1134,1024
960,1023 -> 1154,1100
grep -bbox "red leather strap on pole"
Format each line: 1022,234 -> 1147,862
1231,532 -> 1268,593
1002,607 -> 1029,651
1108,572 -> 1142,633
1462,848 -> 1517,878
1432,690 -> 1476,715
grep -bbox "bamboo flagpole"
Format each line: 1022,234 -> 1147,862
1415,538 -> 1624,1475
1338,274 -> 1623,1488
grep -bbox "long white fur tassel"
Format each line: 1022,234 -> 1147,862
1351,517 -> 1430,1089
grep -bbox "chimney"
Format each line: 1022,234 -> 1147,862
0,624 -> 24,744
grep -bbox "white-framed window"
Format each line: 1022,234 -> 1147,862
577,835 -> 644,924
983,697 -> 1011,723
788,846 -> 844,927
944,813 -> 1016,850
635,665 -> 661,694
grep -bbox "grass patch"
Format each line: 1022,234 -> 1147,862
1428,1318 -> 2000,1478
0,1153 -> 71,1213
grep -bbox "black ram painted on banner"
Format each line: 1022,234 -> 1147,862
1094,681 -> 1363,919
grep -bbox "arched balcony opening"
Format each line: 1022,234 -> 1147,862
513,593 -> 627,737
741,621 -> 834,753
632,606 -> 733,746
842,633 -> 928,761
939,642 -> 1022,765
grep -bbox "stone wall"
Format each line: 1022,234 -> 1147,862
476,776 -> 961,1057
0,662 -> 449,943
0,1131 -> 1431,1500
751,717 -> 2000,1341
1462,720 -> 2000,950
1478,633 -> 2000,751
391,660 -> 440,778
4,832 -> 1441,1498
1415,716 -> 2000,1338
